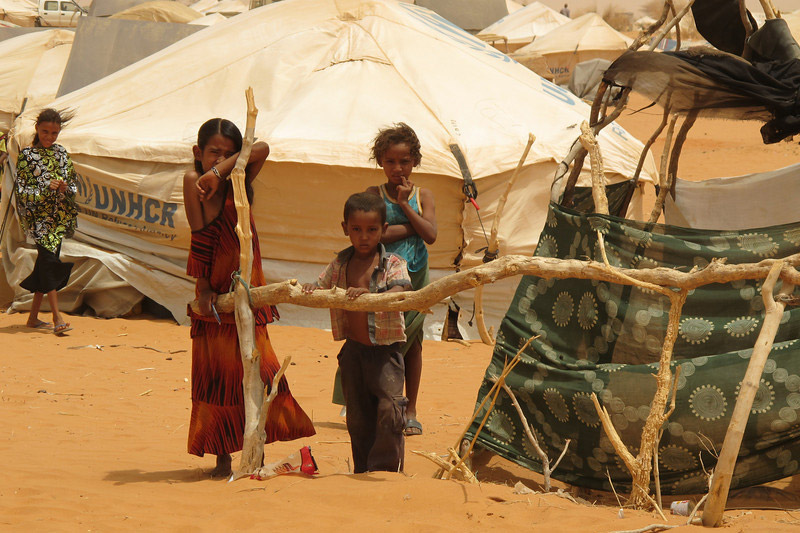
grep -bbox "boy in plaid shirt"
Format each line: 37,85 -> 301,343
303,192 -> 412,472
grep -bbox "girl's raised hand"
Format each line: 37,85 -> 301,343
396,176 -> 414,204
196,171 -> 221,202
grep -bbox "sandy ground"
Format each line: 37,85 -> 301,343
4,95 -> 800,531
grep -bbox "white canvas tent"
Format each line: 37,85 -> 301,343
505,0 -> 522,13
188,11 -> 226,24
0,29 -> 73,132
188,0 -> 219,13
512,12 -> 632,84
0,0 -> 36,26
2,0 -> 656,336
203,0 -> 246,15
478,1 -> 569,52
109,1 -> 203,22
415,0 -> 509,33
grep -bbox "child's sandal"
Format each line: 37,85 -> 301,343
53,323 -> 73,336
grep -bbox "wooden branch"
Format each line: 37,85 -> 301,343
579,121 -> 608,215
619,102 -> 671,216
560,87 -> 630,209
592,392 -> 637,473
648,113 -> 678,223
447,447 -> 479,483
231,87 -> 266,476
628,0 -> 673,51
593,232 -> 691,509
739,0 -> 754,44
557,82 -> 606,207
647,0 -> 696,52
667,109 -> 697,198
437,337 -> 534,479
487,133 -> 535,257
703,261 -> 794,527
257,356 -> 292,438
412,450 -> 478,483
551,438 -> 571,473
499,381 -> 551,489
443,351 -> 524,479
671,2 -> 682,53
759,0 -> 776,18
609,524 -> 679,533
194,254 -> 800,315
472,286 -> 495,346
473,133 -> 536,346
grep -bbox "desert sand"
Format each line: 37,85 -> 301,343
3,94 -> 800,531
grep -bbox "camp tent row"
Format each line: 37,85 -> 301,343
0,28 -> 73,132
1,0 -> 656,339
478,1 -> 570,52
511,12 -> 633,85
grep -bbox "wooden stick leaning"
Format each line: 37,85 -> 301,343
702,261 -> 794,527
229,87 -> 265,476
648,113 -> 678,223
646,0 -> 696,53
667,109 -> 698,199
579,121 -> 608,216
498,380 -> 571,492
473,133 -> 536,346
627,0 -> 674,52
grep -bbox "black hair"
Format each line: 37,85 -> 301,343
33,108 -> 74,146
344,192 -> 386,225
370,122 -> 421,167
194,118 -> 251,201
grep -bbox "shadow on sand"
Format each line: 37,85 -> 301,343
104,468 -> 217,485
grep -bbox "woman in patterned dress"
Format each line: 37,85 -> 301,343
15,108 -> 77,336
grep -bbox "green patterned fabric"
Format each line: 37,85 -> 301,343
466,202 -> 800,494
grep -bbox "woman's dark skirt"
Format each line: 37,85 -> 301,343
20,244 -> 73,294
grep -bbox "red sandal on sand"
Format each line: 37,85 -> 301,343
53,323 -> 73,336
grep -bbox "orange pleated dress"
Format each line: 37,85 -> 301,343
186,187 -> 315,457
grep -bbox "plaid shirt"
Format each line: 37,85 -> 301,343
315,244 -> 411,345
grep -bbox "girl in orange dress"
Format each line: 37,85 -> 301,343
183,118 -> 315,477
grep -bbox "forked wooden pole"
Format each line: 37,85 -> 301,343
230,87 -> 265,476
702,261 -> 794,526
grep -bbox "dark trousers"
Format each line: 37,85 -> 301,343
338,339 -> 407,473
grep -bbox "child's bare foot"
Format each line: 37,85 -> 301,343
209,454 -> 232,478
